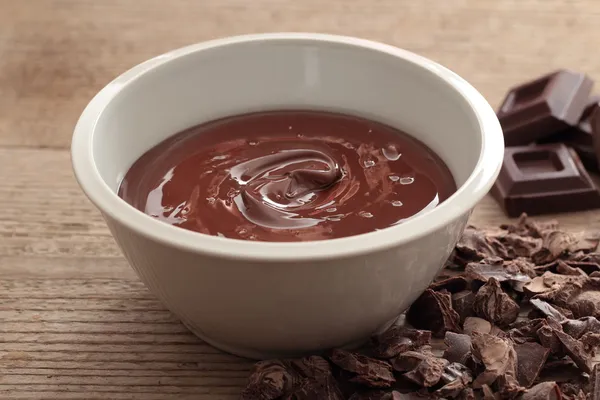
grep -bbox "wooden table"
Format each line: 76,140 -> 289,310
3,1 -> 600,398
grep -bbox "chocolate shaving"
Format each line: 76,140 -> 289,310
465,258 -> 532,287
329,349 -> 395,388
536,277 -> 600,318
241,360 -> 301,400
365,327 -> 431,359
553,329 -> 592,373
452,290 -> 476,323
471,333 -> 519,389
434,362 -> 473,398
473,278 -> 520,327
443,332 -> 472,364
392,349 -> 448,387
532,230 -> 599,265
463,317 -> 504,337
514,342 -> 550,388
519,382 -> 562,400
561,316 -> 600,338
500,214 -> 558,238
406,289 -> 461,337
455,227 -> 512,263
242,215 -> 600,400
529,298 -> 569,322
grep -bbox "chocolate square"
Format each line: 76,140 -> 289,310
491,144 -> 600,217
497,70 -> 593,146
538,96 -> 600,172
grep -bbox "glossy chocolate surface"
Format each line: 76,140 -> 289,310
491,144 -> 600,217
497,70 -> 593,146
119,110 -> 456,242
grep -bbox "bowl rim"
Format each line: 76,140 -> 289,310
71,32 -> 504,262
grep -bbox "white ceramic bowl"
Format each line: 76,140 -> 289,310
72,33 -> 504,359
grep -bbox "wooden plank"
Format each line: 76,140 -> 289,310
4,0 -> 600,398
3,0 -> 600,148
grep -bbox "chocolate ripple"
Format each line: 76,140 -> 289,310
118,110 -> 456,242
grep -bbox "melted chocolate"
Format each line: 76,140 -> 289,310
119,111 -> 456,242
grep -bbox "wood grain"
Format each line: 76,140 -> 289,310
3,0 -> 600,398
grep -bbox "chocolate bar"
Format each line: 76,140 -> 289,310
491,143 -> 600,217
497,70 -> 593,146
538,96 -> 600,172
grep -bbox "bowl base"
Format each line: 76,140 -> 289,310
180,316 -> 401,360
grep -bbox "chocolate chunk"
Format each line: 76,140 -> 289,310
538,96 -> 600,172
473,278 -> 520,327
532,229 -> 600,265
463,317 -> 494,336
392,349 -> 448,387
491,144 -> 600,217
455,227 -> 513,263
552,329 -> 592,373
525,271 -> 586,296
519,381 -> 562,400
536,323 -> 564,355
529,298 -> 568,322
501,214 -> 558,238
481,385 -> 498,400
328,349 -> 395,388
443,332 -> 472,364
471,333 -> 519,389
589,364 -> 600,400
457,388 -> 476,400
562,316 -> 600,339
241,360 -> 301,400
465,258 -> 533,290
434,362 -> 473,398
549,259 -> 600,275
430,275 -> 469,293
507,318 -> 546,344
406,289 -> 461,337
290,356 -> 332,378
497,70 -> 593,146
365,327 -> 431,359
452,290 -> 476,323
536,277 -> 600,318
514,342 -> 550,388
283,376 -> 344,400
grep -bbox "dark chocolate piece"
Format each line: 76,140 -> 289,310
434,362 -> 473,398
365,327 -> 431,359
514,342 -> 550,388
539,95 -> 600,173
553,329 -> 592,373
241,360 -> 301,400
471,333 -> 519,389
406,289 -> 461,338
491,144 -> 600,217
473,278 -> 520,327
392,349 -> 448,387
539,96 -> 600,145
328,349 -> 395,388
443,332 -> 472,364
497,70 -> 593,146
519,382 -> 562,400
452,290 -> 476,323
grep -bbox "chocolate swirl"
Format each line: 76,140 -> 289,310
119,111 -> 456,242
